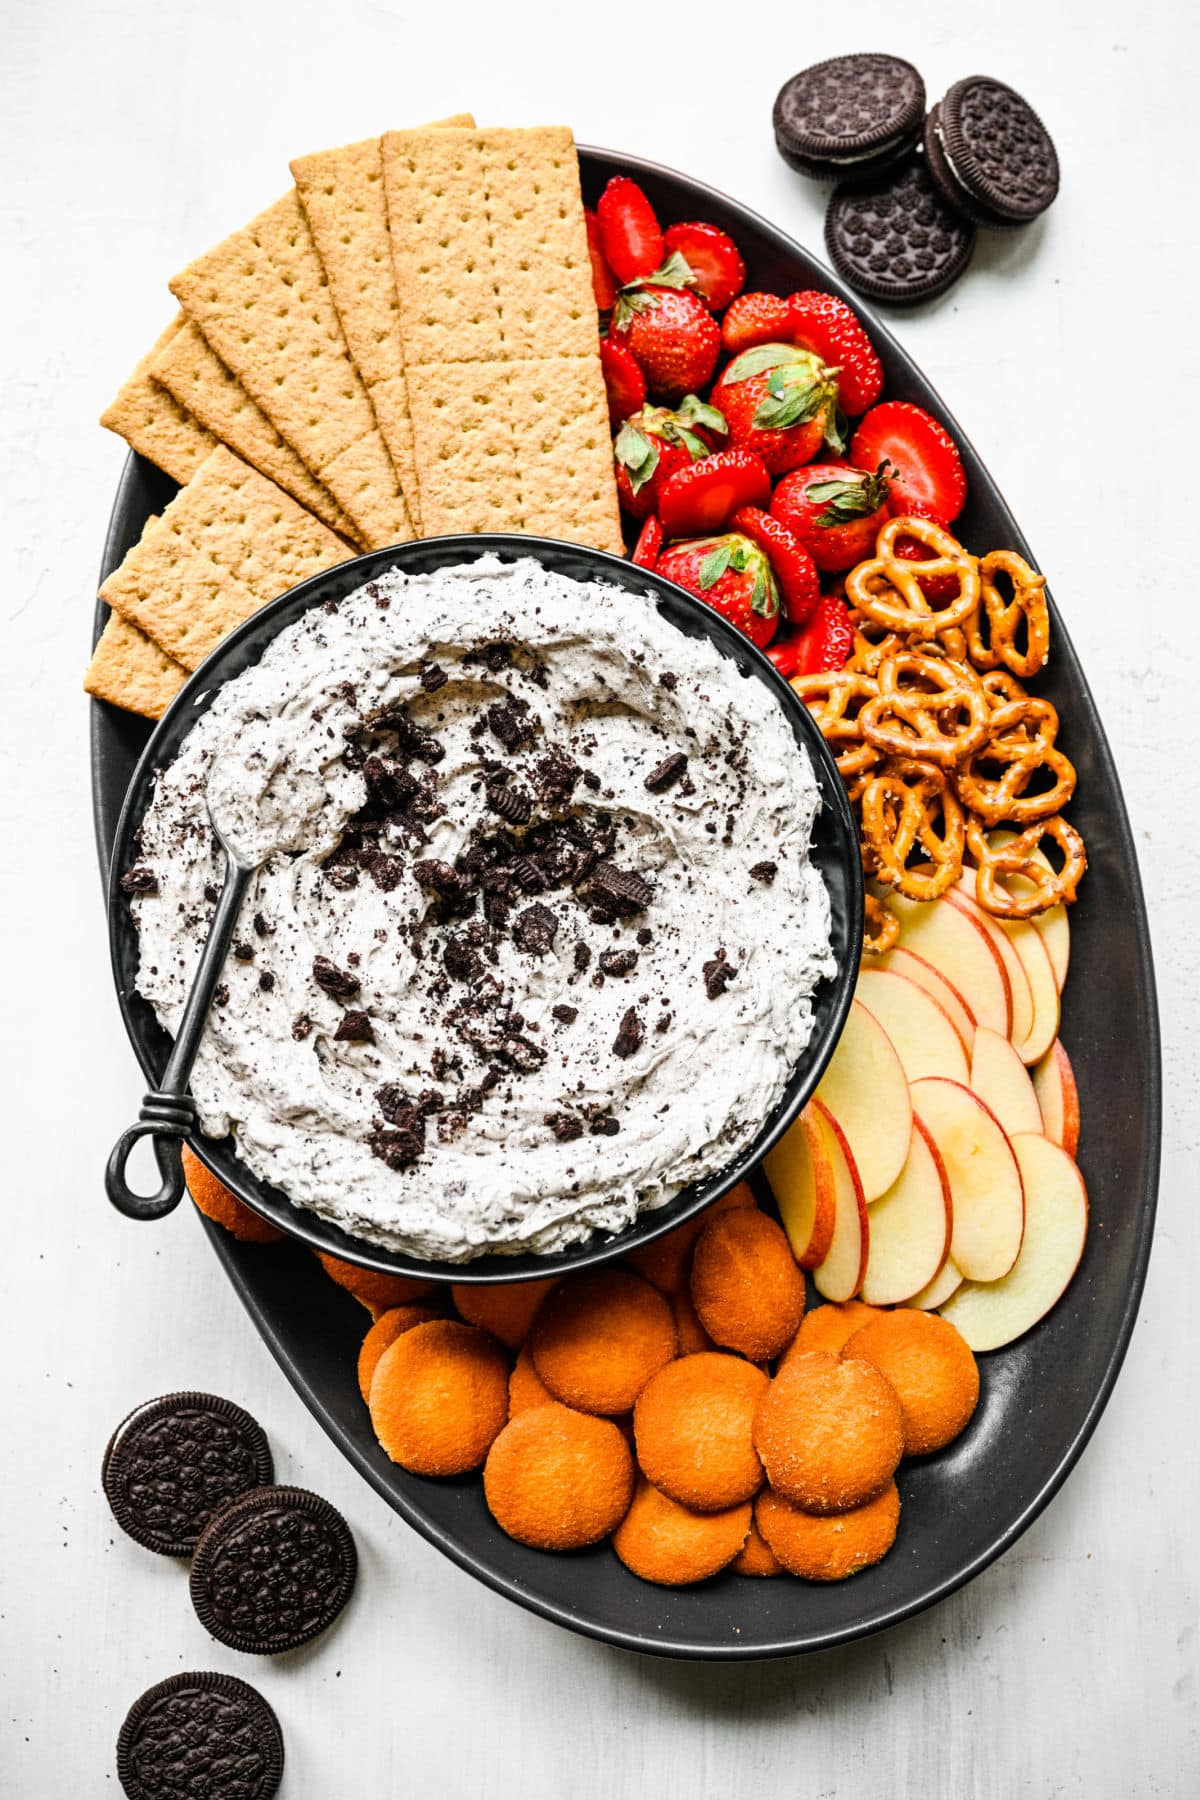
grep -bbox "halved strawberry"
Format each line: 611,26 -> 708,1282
599,336 -> 647,427
662,222 -> 745,312
788,590 -> 854,678
712,344 -> 843,474
632,515 -> 664,570
597,177 -> 664,285
731,506 -> 820,625
721,292 -> 793,355
787,292 -> 883,416
766,633 -> 803,680
659,448 -> 771,538
657,533 -> 780,648
850,402 -> 967,522
889,497 -> 961,603
771,460 -> 892,571
585,210 -> 618,311
611,285 -> 721,400
613,396 -> 727,518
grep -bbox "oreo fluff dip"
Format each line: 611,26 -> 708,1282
128,556 -> 835,1260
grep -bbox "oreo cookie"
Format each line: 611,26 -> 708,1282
190,1484 -> 357,1654
102,1392 -> 273,1557
774,54 -> 925,181
924,78 -> 1059,228
825,156 -> 976,305
117,1670 -> 283,1800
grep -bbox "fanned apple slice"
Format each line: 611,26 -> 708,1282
855,969 -> 970,1085
810,1100 -> 869,1303
970,1026 -> 1044,1137
764,1103 -> 837,1270
1032,1039 -> 1081,1158
910,1255 -> 964,1310
815,998 -> 912,1202
873,944 -> 976,1052
939,1133 -> 1088,1350
860,1118 -> 952,1306
967,834 -> 1070,992
945,887 -> 1035,1050
880,889 -> 1011,1037
1003,919 -> 1060,1065
910,1077 -> 1024,1282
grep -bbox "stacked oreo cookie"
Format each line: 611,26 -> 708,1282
773,54 -> 1059,303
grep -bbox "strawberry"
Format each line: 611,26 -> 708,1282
613,396 -> 727,519
657,533 -> 780,649
597,177 -> 664,285
850,402 -> 967,523
585,210 -> 618,311
789,591 -> 854,678
611,285 -> 722,401
662,222 -> 746,312
599,336 -> 647,427
888,498 -> 961,603
659,448 -> 771,538
631,515 -> 664,570
771,460 -> 892,572
712,344 -> 844,474
786,292 -> 883,416
730,506 -> 820,625
721,292 -> 793,355
766,633 -> 803,680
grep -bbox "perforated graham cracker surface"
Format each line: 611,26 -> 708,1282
379,125 -> 622,551
98,446 -> 349,670
290,114 -> 475,532
99,317 -> 216,484
168,191 -> 413,549
150,319 -> 359,544
84,612 -> 188,719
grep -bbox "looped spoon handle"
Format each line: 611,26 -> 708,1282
106,857 -> 254,1221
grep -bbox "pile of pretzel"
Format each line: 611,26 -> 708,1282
793,517 -> 1086,955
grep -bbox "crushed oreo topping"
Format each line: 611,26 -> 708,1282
703,949 -> 739,1000
551,1003 -> 578,1025
749,861 -> 778,885
612,1007 -> 644,1059
418,660 -> 448,692
334,1010 -> 374,1043
644,752 -> 688,793
291,1013 -> 313,1041
486,780 -> 532,825
545,1111 -> 584,1142
120,865 -> 159,896
231,942 -> 255,962
599,949 -> 638,977
313,956 -> 361,999
513,902 -> 558,957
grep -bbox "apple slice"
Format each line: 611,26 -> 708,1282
910,1077 -> 1024,1282
939,1133 -> 1088,1350
1003,919 -> 1060,1065
880,889 -> 1011,1038
810,1100 -> 869,1302
970,832 -> 1070,992
855,969 -> 970,1086
1032,1039 -> 1081,1158
764,1104 -> 837,1269
910,1255 -> 964,1310
859,1118 -> 952,1306
970,1026 -> 1044,1137
944,887 -> 1034,1050
873,944 -> 976,1052
814,998 -> 912,1202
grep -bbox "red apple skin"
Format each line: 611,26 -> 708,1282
811,1098 -> 870,1301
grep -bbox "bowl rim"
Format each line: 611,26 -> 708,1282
105,531 -> 863,1283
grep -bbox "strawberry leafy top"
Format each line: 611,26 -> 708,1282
806,460 -> 893,526
612,250 -> 696,327
696,535 -> 779,619
613,396 -> 728,494
722,343 -> 847,454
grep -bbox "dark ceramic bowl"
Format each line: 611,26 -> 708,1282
104,534 -> 863,1282
91,146 -> 1160,1658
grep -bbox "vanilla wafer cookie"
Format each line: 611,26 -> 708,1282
99,447 -> 349,670
100,317 -> 216,484
169,192 -> 412,549
291,114 -> 474,532
151,319 -> 359,544
84,612 -> 189,719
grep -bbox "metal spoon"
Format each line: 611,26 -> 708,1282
106,805 -> 259,1221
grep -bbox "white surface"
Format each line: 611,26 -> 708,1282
2,1 -> 1198,1792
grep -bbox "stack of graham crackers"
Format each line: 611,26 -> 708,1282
86,116 -> 623,720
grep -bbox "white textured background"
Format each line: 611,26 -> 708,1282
2,1 -> 1198,1793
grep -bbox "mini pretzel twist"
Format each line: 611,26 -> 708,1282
861,758 -> 966,902
966,816 -> 1087,919
859,650 -> 991,770
845,515 -> 981,640
791,670 -> 881,776
862,892 -> 900,956
965,548 -> 1051,678
955,696 -> 1076,826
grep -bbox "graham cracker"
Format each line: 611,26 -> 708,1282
168,191 -> 413,549
99,446 -> 349,670
84,611 -> 188,719
100,317 -> 216,484
150,319 -> 360,544
379,125 -> 622,553
290,114 -> 475,531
